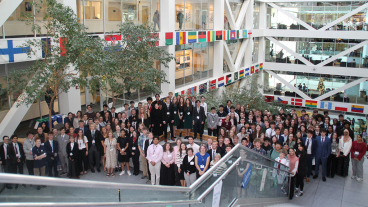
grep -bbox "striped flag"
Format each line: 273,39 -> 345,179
199,83 -> 207,94
176,32 -> 186,45
245,68 -> 250,76
181,90 -> 185,95
165,32 -> 173,45
223,31 -> 227,40
60,37 -> 67,56
255,64 -> 260,72
260,63 -> 263,70
239,69 -> 244,78
250,66 -> 255,74
320,101 -> 332,110
265,95 -> 274,102
278,97 -> 288,104
351,105 -> 364,113
105,34 -> 122,42
291,98 -> 303,106
335,104 -> 348,112
237,30 -> 240,39
305,100 -> 317,108
198,31 -> 206,42
188,31 -> 197,43
216,31 -> 222,40
41,38 -> 51,58
218,77 -> 225,87
207,31 -> 215,42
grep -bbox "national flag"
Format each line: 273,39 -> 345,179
181,90 -> 185,95
239,69 -> 244,78
248,30 -> 252,37
188,31 -> 197,43
260,63 -> 263,70
187,88 -> 192,97
60,37 -> 67,56
218,76 -> 224,87
41,38 -> 51,58
305,100 -> 317,108
320,101 -> 332,110
226,74 -> 232,85
198,31 -> 206,42
291,98 -> 303,106
230,30 -> 236,40
216,31 -> 222,40
265,95 -> 274,102
104,34 -> 122,42
237,30 -> 240,39
255,64 -> 260,72
278,97 -> 288,104
223,31 -> 227,40
234,72 -> 239,81
245,68 -> 250,76
0,40 -> 31,63
165,32 -> 173,45
199,83 -> 207,94
176,32 -> 186,45
243,30 -> 247,38
351,105 -> 364,113
175,92 -> 178,97
335,104 -> 348,112
210,79 -> 216,90
250,66 -> 255,74
207,31 -> 215,42
191,86 -> 197,95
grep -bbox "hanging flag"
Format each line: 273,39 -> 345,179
176,32 -> 186,45
351,105 -> 364,113
237,30 -> 240,39
305,100 -> 317,108
191,86 -> 197,95
210,79 -> 216,90
335,104 -> 348,112
199,83 -> 207,94
175,92 -> 178,97
41,38 -> 51,58
218,77 -> 224,87
255,64 -> 260,72
104,34 -> 122,42
248,30 -> 252,37
60,37 -> 67,56
187,88 -> 192,97
165,32 -> 173,45
265,95 -> 274,102
226,74 -> 232,85
181,90 -> 185,95
188,31 -> 197,43
243,30 -> 247,38
234,72 -> 239,81
207,31 -> 215,42
239,69 -> 244,78
260,63 -> 263,70
0,40 -> 32,63
250,66 -> 255,74
216,31 -> 222,40
291,98 -> 303,106
230,30 -> 236,40
278,97 -> 288,104
245,68 -> 250,76
198,31 -> 206,42
320,101 -> 332,110
223,31 -> 227,41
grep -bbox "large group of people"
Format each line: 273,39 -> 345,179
0,92 -> 366,201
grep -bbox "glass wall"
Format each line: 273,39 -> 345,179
252,37 -> 259,64
175,0 -> 214,31
267,1 -> 368,31
175,42 -> 214,88
265,37 -> 368,68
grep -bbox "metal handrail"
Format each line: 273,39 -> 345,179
240,157 -> 291,174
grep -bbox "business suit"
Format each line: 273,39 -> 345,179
207,148 -> 222,161
302,137 -> 317,178
100,110 -> 112,118
130,136 -> 140,175
86,129 -> 102,171
66,142 -> 79,178
314,136 -> 331,178
320,124 -> 331,130
279,135 -> 287,144
144,139 -> 153,180
129,114 -> 139,130
192,106 -> 206,141
57,134 -> 69,174
8,142 -> 25,176
0,143 -> 13,188
44,140 -> 59,177
274,134 -> 283,143
162,103 -> 174,139
110,112 -> 118,119
74,126 -> 90,136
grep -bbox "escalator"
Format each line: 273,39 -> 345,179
0,144 -> 291,207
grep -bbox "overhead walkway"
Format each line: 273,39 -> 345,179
0,144 -> 291,206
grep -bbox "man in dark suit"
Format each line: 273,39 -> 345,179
86,123 -> 101,173
44,133 -> 59,177
74,120 -> 90,136
100,104 -> 112,117
302,130 -> 317,182
313,125 -> 321,138
313,128 -> 331,182
162,97 -> 174,141
66,136 -> 80,179
129,109 -> 139,130
0,136 -> 13,189
336,114 -> 345,134
64,112 -> 74,126
110,107 -> 118,119
192,100 -> 206,141
8,135 -> 25,188
320,116 -> 331,130
207,141 -> 222,161
151,94 -> 163,114
144,132 -> 154,182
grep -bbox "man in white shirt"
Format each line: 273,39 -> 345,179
200,96 -> 208,116
186,136 -> 199,154
146,137 -> 163,185
265,122 -> 276,138
302,130 -> 316,183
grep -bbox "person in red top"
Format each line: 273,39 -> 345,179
350,134 -> 367,181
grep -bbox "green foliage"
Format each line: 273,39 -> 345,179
201,74 -> 289,114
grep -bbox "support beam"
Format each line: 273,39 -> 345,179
317,40 -> 368,66
266,70 -> 311,100
319,2 -> 368,31
223,43 -> 236,72
235,0 -> 251,29
268,3 -> 316,31
235,39 -> 249,69
266,37 -> 314,66
314,78 -> 368,101
224,0 -> 237,30
0,0 -> 23,27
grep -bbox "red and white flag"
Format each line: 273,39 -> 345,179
335,104 -> 348,112
291,98 -> 303,106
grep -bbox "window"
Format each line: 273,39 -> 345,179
108,2 -> 122,21
85,1 -> 102,20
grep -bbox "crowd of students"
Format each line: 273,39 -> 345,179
0,92 -> 366,201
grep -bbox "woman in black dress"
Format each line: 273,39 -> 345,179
177,97 -> 185,136
117,130 -> 131,176
151,103 -> 163,136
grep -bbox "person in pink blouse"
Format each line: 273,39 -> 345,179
160,142 -> 175,185
146,137 -> 163,185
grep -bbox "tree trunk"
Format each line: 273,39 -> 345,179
48,95 -> 56,131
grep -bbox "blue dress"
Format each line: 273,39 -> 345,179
195,152 -> 210,172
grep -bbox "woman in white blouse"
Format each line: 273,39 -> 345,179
76,129 -> 88,175
337,129 -> 353,177
175,143 -> 187,187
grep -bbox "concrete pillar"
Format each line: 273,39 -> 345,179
58,65 -> 82,115
213,0 -> 224,79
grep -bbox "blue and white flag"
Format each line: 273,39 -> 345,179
0,39 -> 41,63
320,101 -> 332,110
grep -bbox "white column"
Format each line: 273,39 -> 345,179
259,2 -> 267,30
58,66 -> 82,115
213,0 -> 224,78
243,0 -> 253,66
161,45 -> 175,96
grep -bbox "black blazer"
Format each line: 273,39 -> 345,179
130,136 -> 139,156
320,124 -> 331,130
8,142 -> 25,163
86,130 -> 102,151
44,140 -> 59,162
137,114 -> 150,128
100,110 -> 112,118
150,109 -> 163,126
207,149 -> 222,161
162,103 -> 174,123
192,106 -> 206,123
74,126 -> 90,136
181,155 -> 196,174
144,139 -> 153,157
0,144 -> 9,165
66,142 -> 79,160
129,115 -> 139,130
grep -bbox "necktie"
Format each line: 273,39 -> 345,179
71,143 -> 74,151
51,141 -> 53,153
133,137 -> 136,143
92,131 -> 95,146
322,138 -> 324,144
212,150 -> 215,159
4,144 -> 7,159
62,135 -> 64,141
278,160 -> 281,175
14,143 -> 18,154
307,139 -> 310,149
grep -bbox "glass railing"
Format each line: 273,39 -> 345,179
0,144 -> 291,206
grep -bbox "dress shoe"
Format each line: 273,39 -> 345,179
5,185 -> 13,189
171,138 -> 175,141
313,175 -> 318,179
97,168 -> 101,173
69,176 -> 73,178
91,169 -> 95,173
322,177 -> 326,182
76,176 -> 80,179
165,139 -> 167,142
306,178 -> 310,183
